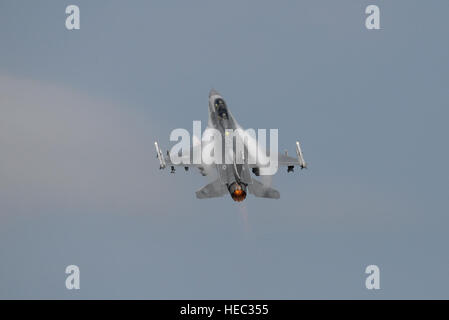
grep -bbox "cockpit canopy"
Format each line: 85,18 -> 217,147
214,98 -> 228,119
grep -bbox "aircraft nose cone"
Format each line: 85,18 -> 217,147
209,88 -> 220,97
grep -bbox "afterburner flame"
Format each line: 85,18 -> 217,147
228,182 -> 247,202
231,190 -> 246,202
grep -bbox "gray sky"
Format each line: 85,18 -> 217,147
0,0 -> 448,299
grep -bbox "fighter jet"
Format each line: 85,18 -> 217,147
154,89 -> 307,201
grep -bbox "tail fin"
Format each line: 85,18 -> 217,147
248,179 -> 280,199
196,179 -> 227,199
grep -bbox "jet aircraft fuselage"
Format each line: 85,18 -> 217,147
155,89 -> 307,201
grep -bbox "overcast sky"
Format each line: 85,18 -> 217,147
0,1 -> 448,299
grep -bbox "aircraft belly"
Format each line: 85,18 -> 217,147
216,163 -> 252,186
239,164 -> 253,185
215,164 -> 232,185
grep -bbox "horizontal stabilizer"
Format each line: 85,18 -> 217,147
196,179 -> 227,199
248,179 -> 280,199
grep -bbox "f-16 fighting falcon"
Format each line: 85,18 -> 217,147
154,89 -> 307,202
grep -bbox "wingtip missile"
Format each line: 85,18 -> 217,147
154,141 -> 166,169
296,141 -> 307,169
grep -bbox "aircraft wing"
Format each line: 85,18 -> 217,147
246,141 -> 307,170
155,140 -> 307,172
164,154 -> 202,167
278,153 -> 302,166
154,142 -> 210,176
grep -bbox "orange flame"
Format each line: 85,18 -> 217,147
231,189 -> 247,202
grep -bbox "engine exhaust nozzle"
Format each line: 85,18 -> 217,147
229,182 -> 247,202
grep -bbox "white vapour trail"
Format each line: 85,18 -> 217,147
234,124 -> 276,179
